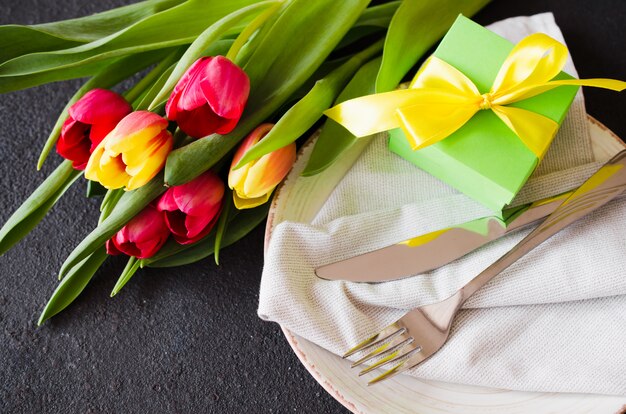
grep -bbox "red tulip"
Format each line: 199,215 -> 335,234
56,89 -> 132,170
106,204 -> 170,259
156,171 -> 225,245
165,56 -> 250,138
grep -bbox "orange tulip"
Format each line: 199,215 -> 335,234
228,123 -> 296,209
85,111 -> 173,191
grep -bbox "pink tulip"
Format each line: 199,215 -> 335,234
56,89 -> 132,170
165,56 -> 250,138
106,204 -> 170,259
157,171 -> 225,245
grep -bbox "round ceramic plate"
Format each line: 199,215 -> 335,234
265,116 -> 626,414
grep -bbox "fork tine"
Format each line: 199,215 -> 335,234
342,325 -> 404,359
351,336 -> 413,368
357,338 -> 415,375
367,349 -> 428,385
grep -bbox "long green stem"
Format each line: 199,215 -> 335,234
225,1 -> 281,61
99,189 -> 124,224
110,256 -> 141,297
124,47 -> 184,105
213,191 -> 233,265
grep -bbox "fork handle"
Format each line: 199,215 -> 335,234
459,150 -> 626,302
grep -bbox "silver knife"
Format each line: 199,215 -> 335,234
314,191 -> 572,282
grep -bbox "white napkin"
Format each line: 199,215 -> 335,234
258,13 -> 626,395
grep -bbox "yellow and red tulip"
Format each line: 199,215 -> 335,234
228,123 -> 296,209
85,111 -> 173,191
157,171 -> 225,245
165,56 -> 250,138
106,204 -> 170,259
56,89 -> 132,170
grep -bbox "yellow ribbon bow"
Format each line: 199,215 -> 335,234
325,33 -> 626,158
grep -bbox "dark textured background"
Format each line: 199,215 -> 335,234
0,1 -> 624,413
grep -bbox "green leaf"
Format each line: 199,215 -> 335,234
302,56 -> 381,176
86,180 -> 107,198
38,247 -> 108,325
144,203 -> 270,268
164,0 -> 371,187
335,2 -> 400,50
58,174 -> 166,278
225,1 -> 282,61
37,48 -> 171,170
234,38 -> 383,168
149,1 -> 276,109
0,0 -> 185,63
0,58 -> 116,95
135,65 -> 175,112
213,191 -> 234,265
336,27 -> 383,51
99,189 -> 125,224
123,47 -> 185,104
279,57 -> 349,108
375,0 -> 490,93
0,0 -> 262,93
110,256 -> 141,297
0,161 -> 82,256
0,26 -> 83,65
229,0 -> 290,69
354,1 -> 401,29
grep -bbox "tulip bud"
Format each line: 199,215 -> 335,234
56,89 -> 132,170
106,204 -> 170,259
85,111 -> 173,191
166,56 -> 250,138
228,124 -> 296,209
156,171 -> 224,245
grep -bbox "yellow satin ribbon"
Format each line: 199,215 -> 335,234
325,33 -> 626,158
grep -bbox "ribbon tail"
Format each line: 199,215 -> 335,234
397,102 -> 478,150
546,78 -> 626,91
491,105 -> 558,159
324,89 -> 423,138
495,78 -> 626,103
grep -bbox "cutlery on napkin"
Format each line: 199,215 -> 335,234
343,149 -> 626,384
315,191 -> 572,282
258,13 -> 626,395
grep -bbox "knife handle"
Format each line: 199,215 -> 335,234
460,150 -> 626,301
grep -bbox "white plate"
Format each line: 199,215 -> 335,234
265,116 -> 626,414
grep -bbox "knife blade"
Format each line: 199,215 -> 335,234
314,192 -> 572,282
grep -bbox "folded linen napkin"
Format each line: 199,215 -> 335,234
258,13 -> 626,395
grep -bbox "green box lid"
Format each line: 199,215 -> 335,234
389,15 -> 579,212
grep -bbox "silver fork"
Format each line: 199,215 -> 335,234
345,150 -> 626,385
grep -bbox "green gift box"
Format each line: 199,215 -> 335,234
388,15 -> 579,212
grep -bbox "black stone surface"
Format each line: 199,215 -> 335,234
0,1 -> 624,413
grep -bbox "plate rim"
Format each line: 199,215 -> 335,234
264,115 -> 626,414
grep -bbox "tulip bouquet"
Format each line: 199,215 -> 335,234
0,0 -> 489,323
